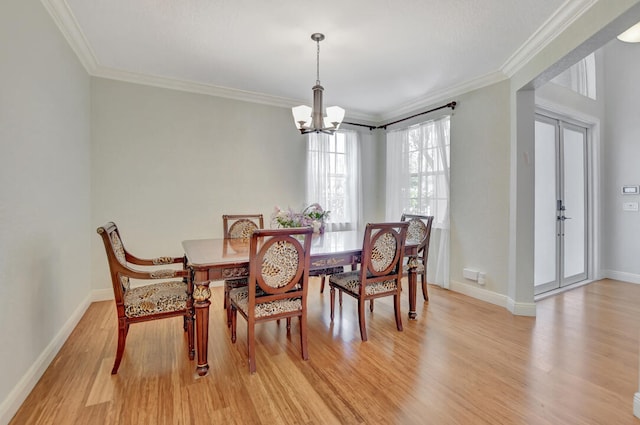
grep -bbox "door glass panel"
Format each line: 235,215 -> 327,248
534,120 -> 557,287
562,127 -> 586,281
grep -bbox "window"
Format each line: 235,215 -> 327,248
385,116 -> 450,227
550,52 -> 597,100
385,115 -> 451,288
307,130 -> 361,231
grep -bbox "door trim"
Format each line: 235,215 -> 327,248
534,105 -> 598,296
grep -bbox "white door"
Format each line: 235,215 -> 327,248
534,114 -> 588,295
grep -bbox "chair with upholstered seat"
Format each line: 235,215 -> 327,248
222,214 -> 264,326
229,227 -> 313,373
96,222 -> 194,374
401,213 -> 434,301
328,222 -> 409,341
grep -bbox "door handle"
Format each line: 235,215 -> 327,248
561,216 -> 572,221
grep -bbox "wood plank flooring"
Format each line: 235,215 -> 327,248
9,279 -> 640,424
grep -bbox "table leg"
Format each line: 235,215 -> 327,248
192,271 -> 211,376
185,266 -> 195,360
407,256 -> 419,320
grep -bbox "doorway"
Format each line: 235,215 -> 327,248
534,113 -> 589,295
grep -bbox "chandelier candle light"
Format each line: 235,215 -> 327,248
292,33 -> 345,134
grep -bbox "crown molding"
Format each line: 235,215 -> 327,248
40,0 -> 98,73
93,66 -> 299,107
501,0 -> 598,77
376,70 -> 507,123
91,66 -> 377,122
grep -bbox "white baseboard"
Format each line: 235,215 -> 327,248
506,297 -> 537,316
0,293 -> 92,425
92,288 -> 114,302
449,279 -> 508,307
634,393 -> 640,418
602,270 -> 640,285
448,280 -> 536,316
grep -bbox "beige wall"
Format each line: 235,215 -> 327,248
0,0 -> 91,422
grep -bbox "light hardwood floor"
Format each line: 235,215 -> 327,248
9,279 -> 640,424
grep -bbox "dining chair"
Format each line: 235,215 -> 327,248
328,222 -> 409,341
222,214 -> 264,327
229,227 -> 313,373
401,213 -> 434,301
96,222 -> 194,374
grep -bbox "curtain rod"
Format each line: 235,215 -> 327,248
343,101 -> 457,131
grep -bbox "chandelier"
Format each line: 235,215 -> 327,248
292,33 -> 345,134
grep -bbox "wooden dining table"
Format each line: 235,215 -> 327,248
182,230 -> 422,376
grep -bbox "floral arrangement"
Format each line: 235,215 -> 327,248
272,203 -> 330,233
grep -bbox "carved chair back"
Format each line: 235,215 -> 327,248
400,213 -> 434,257
359,222 -> 409,293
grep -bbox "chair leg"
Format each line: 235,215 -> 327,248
330,286 -> 335,320
112,319 -> 128,374
300,315 -> 309,361
231,306 -> 237,343
358,299 -> 368,341
370,299 -> 374,312
286,317 -> 291,332
320,275 -> 326,293
339,290 -> 343,306
247,319 -> 256,374
421,273 -> 429,301
394,294 -> 403,332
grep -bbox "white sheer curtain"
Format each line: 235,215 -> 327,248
307,130 -> 362,231
385,116 -> 450,288
385,130 -> 411,222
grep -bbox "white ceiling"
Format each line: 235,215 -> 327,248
45,0 -> 594,121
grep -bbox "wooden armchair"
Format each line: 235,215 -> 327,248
401,213 -> 434,301
96,222 -> 194,374
328,222 -> 409,341
222,214 -> 264,326
229,227 -> 313,373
